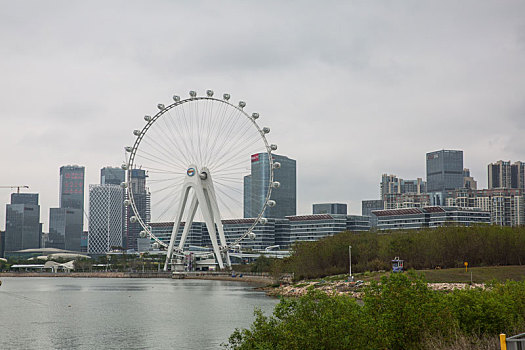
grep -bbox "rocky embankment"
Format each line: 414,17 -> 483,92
266,280 -> 486,298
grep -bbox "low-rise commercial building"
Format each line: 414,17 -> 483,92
373,206 -> 490,230
142,214 -> 371,251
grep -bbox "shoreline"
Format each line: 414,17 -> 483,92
0,271 -> 172,278
0,271 -> 275,286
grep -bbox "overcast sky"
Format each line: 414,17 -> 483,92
1,1 -> 524,231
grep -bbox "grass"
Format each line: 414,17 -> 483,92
418,265 -> 525,283
348,265 -> 525,284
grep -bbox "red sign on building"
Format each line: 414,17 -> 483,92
251,154 -> 260,162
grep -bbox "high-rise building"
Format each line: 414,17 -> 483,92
488,161 -> 525,190
244,153 -> 296,218
126,169 -> 150,251
313,203 -> 347,215
101,167 -> 125,186
88,184 -> 124,254
0,230 -> 5,258
380,174 -> 426,197
380,174 -> 428,209
381,177 -> 425,209
426,150 -> 463,205
463,168 -> 477,190
511,162 -> 525,190
47,165 -> 85,251
488,161 -> 512,189
10,193 -> 39,205
60,165 -> 85,212
4,193 -> 41,255
48,208 -> 82,251
101,166 -> 126,246
446,188 -> 525,226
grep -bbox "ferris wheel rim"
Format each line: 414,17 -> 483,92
124,93 -> 275,254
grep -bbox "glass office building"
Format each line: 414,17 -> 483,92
244,153 -> 296,218
101,167 -> 125,186
4,193 -> 41,254
48,207 -> 82,251
426,150 -> 463,205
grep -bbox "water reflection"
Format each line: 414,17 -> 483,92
0,277 -> 277,350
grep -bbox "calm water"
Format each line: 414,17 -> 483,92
0,277 -> 278,349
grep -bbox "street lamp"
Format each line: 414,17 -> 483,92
349,245 -> 354,282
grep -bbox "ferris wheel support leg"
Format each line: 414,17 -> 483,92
164,186 -> 191,271
205,172 -> 231,268
224,251 -> 232,268
195,187 -> 224,269
194,178 -> 224,269
178,194 -> 199,251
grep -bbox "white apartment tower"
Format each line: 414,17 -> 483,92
88,184 -> 124,254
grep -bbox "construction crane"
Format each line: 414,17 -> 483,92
0,185 -> 30,194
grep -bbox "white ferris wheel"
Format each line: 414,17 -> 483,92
122,90 -> 280,270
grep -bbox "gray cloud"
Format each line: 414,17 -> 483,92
1,0 -> 525,230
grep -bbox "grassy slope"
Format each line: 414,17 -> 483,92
417,265 -> 525,283
314,265 -> 525,284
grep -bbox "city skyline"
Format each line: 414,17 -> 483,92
2,1 -> 525,231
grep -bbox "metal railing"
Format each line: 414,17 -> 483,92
501,333 -> 525,350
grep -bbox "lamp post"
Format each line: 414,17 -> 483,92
349,245 -> 353,281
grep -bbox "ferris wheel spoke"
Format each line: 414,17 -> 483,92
152,185 -> 180,207
206,106 -> 243,163
140,133 -> 188,170
160,109 -> 193,167
156,192 -> 182,222
148,176 -> 184,184
207,103 -> 236,155
171,104 -> 197,166
220,117 -> 255,153
218,124 -> 262,161
136,146 -> 185,171
178,102 -> 197,164
215,192 -> 238,219
202,98 -> 217,166
143,166 -> 181,175
148,119 -> 191,168
212,177 -> 245,185
214,112 -> 248,158
212,157 -> 255,175
135,153 -> 181,173
211,122 -> 261,163
213,180 -> 243,195
209,133 -> 263,170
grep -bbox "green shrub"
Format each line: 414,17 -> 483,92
226,290 -> 367,350
226,273 -> 525,349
